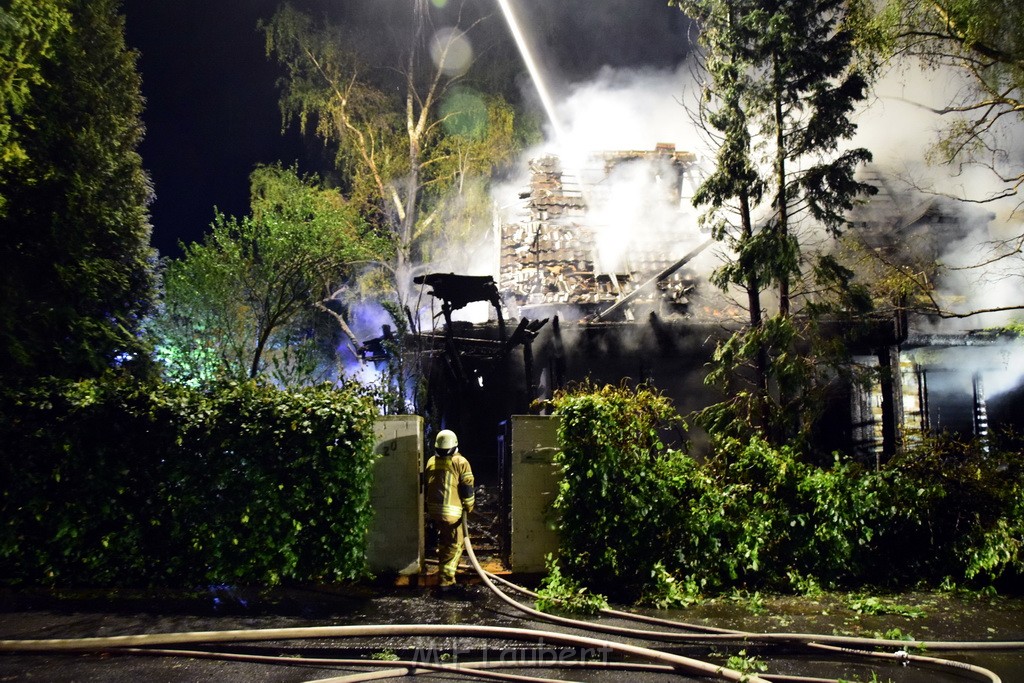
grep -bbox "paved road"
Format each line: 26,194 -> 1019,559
2,584 -> 1024,682
0,583 -> 628,682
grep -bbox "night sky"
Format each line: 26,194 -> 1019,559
121,0 -> 693,258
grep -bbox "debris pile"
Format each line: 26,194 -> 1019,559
498,145 -> 706,320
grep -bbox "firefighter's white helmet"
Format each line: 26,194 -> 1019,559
434,429 -> 458,451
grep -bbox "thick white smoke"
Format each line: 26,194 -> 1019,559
477,7 -> 1024,339
847,61 -> 1024,399
852,62 -> 1024,332
503,62 -> 720,280
552,63 -> 709,163
443,61 -> 721,326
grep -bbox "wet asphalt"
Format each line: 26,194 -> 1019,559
2,581 -> 1024,682
0,581 -> 620,683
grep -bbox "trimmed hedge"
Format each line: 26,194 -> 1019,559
551,383 -> 1024,602
0,375 -> 378,588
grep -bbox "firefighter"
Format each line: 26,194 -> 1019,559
424,429 -> 475,590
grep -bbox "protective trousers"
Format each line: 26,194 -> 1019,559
435,518 -> 464,586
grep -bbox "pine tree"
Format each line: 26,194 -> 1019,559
0,0 -> 71,209
0,0 -> 155,381
673,0 -> 878,445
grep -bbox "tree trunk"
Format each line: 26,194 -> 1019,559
773,51 -> 790,318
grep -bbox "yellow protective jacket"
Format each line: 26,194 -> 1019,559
424,452 -> 475,524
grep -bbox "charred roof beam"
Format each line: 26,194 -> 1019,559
413,273 -> 507,342
590,238 -> 714,323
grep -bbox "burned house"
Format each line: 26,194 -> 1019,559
360,162 -> 1024,579
498,144 -> 709,321
845,168 -> 1023,461
396,152 -> 1023,475
401,145 -> 731,473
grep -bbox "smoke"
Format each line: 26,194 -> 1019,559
339,300 -> 393,385
980,344 -> 1024,398
505,60 -> 718,275
851,63 -> 958,169
584,157 -> 702,272
428,61 -> 716,327
905,343 -> 1024,400
552,63 -> 708,161
851,61 -> 1024,332
843,60 -> 1024,402
459,2 -> 1024,342
928,213 -> 1024,332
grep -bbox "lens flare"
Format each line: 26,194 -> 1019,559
430,27 -> 472,77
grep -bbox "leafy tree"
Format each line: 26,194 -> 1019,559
151,165 -> 389,387
671,0 -> 878,445
855,0 -> 1024,323
260,2 -> 521,306
416,92 -> 519,263
880,0 -> 1024,195
0,0 -> 155,382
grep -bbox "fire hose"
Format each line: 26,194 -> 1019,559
478,551 -> 1023,650
458,517 -> 1009,683
0,514 -> 1020,683
0,509 -> 769,683
0,619 -> 769,683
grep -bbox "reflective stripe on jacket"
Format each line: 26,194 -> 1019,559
425,452 -> 475,523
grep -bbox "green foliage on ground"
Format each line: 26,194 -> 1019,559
0,375 -> 378,588
534,553 -> 609,615
550,382 -> 1024,603
723,650 -> 769,678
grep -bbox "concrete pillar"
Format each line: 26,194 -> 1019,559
366,416 -> 424,575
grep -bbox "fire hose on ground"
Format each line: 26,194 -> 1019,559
0,514 -> 1021,683
459,518 -> 1009,683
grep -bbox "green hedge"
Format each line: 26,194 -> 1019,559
0,375 -> 378,588
551,383 -> 1024,602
